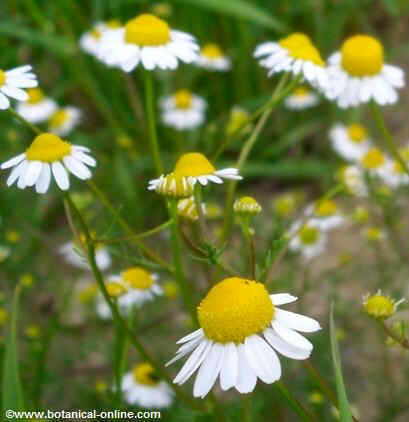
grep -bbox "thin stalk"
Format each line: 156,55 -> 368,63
8,108 -> 41,135
143,70 -> 163,176
64,194 -> 203,411
194,184 -> 208,242
240,218 -> 256,279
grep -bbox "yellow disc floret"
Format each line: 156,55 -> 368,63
174,90 -> 193,109
361,148 -> 385,169
174,152 -> 216,177
363,293 -> 396,319
132,363 -> 160,386
341,35 -> 384,77
347,124 -> 367,144
0,70 -> 6,87
27,88 -> 45,105
299,225 -> 320,245
279,33 -> 324,66
25,133 -> 72,162
197,277 -> 274,344
315,199 -> 337,217
121,267 -> 154,290
293,86 -> 310,97
201,43 -> 223,59
125,14 -> 170,46
49,109 -> 69,129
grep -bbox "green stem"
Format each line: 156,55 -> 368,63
194,184 -> 208,243
8,108 -> 41,135
168,199 -> 197,324
370,102 -> 409,177
143,70 -> 163,176
64,194 -> 203,411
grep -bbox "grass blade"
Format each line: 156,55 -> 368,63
330,304 -> 353,422
1,285 -> 24,413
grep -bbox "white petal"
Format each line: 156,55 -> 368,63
52,161 -> 70,190
275,309 -> 321,333
235,343 -> 257,394
272,321 -> 313,351
24,160 -> 43,187
7,160 -> 27,186
220,343 -> 238,391
1,86 -> 28,101
270,293 -> 298,306
264,328 -> 310,360
72,150 -> 96,167
35,163 -> 51,194
1,153 -> 25,169
63,156 -> 92,180
0,93 -> 10,109
176,328 -> 204,344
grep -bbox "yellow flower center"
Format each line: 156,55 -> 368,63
91,29 -> 102,39
315,199 -> 337,217
132,363 -> 160,386
49,109 -> 70,129
174,90 -> 193,109
197,277 -> 274,344
361,148 -> 385,169
0,69 -> 6,87
293,86 -> 310,97
106,281 -> 127,298
27,88 -> 45,104
201,43 -> 223,59
125,14 -> 170,46
121,267 -> 154,290
299,225 -> 320,245
365,227 -> 382,242
364,295 -> 394,318
347,124 -> 367,144
174,152 -> 216,177
279,33 -> 324,66
25,133 -> 72,162
341,35 -> 384,77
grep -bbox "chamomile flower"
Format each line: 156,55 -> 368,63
16,88 -> 57,123
149,152 -> 242,189
284,86 -> 319,110
160,90 -> 207,131
305,199 -> 344,231
330,123 -> 372,162
80,20 -> 122,57
48,107 -> 81,136
0,65 -> 38,110
378,159 -> 409,188
148,172 -> 194,198
359,147 -> 388,176
167,277 -> 320,398
122,363 -> 174,408
1,133 -> 96,193
97,14 -> 199,72
234,196 -> 262,216
325,35 -> 405,108
288,220 -> 327,260
226,106 -> 252,137
338,165 -> 368,197
196,43 -> 231,71
363,290 -> 405,319
254,33 -> 328,89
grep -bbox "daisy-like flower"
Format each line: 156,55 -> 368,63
325,34 -> 405,108
363,226 -> 386,243
284,86 -> 319,110
359,147 -> 388,177
234,196 -> 262,216
378,159 -> 409,188
305,199 -> 344,231
254,33 -> 328,89
97,14 -> 199,72
16,88 -> 57,123
196,43 -> 231,71
167,277 -> 320,398
226,106 -> 252,137
329,123 -> 372,162
288,220 -> 327,260
148,172 -> 194,198
122,363 -> 174,408
48,106 -> 81,136
1,133 -> 96,193
0,65 -> 38,110
80,20 -> 122,57
363,290 -> 405,319
160,90 -> 206,131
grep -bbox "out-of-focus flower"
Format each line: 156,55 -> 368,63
0,245 -> 11,262
95,380 -> 108,394
177,196 -> 205,221
359,148 -> 388,177
48,107 -> 81,136
25,324 -> 41,339
254,33 -> 328,90
363,290 -> 405,319
363,226 -> 385,242
288,220 -> 327,260
352,206 -> 370,224
97,14 -> 199,72
305,199 -> 344,231
309,391 -> 324,405
80,20 -> 122,57
226,106 -> 252,137
338,165 -> 368,197
273,193 -> 300,218
19,273 -> 34,287
168,277 -> 320,398
196,43 -> 231,71
163,281 -> 179,299
16,88 -> 57,123
234,196 -> 262,216
6,230 -> 20,243
325,35 -> 404,108
160,90 -> 206,131
0,65 -> 38,110
284,86 -> 319,110
1,133 -> 96,193
378,159 -> 409,188
77,281 -> 99,304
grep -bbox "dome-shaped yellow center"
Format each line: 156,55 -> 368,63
341,35 -> 384,77
132,363 -> 160,386
25,133 -> 72,162
347,124 -> 367,143
315,199 -> 337,217
121,267 -> 154,290
174,90 -> 193,109
125,14 -> 170,46
299,225 -> 320,245
201,43 -> 223,59
361,148 -> 385,169
364,294 -> 394,318
0,70 -> 6,87
174,152 -> 216,177
197,277 -> 274,344
49,109 -> 69,129
279,33 -> 324,66
106,281 -> 127,297
293,86 -> 310,97
27,88 -> 45,105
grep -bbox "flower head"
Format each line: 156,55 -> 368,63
306,199 -> 344,231
16,88 -> 57,123
148,172 -> 194,198
48,106 -> 81,136
98,14 -> 199,72
196,43 -> 231,71
80,20 -> 122,57
234,196 -> 262,216
1,133 -> 96,193
325,34 -> 405,108
338,165 -> 368,197
168,277 -> 320,398
288,220 -> 327,260
363,291 -> 404,319
284,86 -> 319,110
226,106 -> 252,136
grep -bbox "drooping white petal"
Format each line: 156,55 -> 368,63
7,160 -> 28,186
63,156 -> 92,180
235,343 -> 257,394
35,163 -> 51,194
1,153 -> 25,169
220,343 -> 238,391
52,161 -> 70,190
264,328 -> 310,360
24,160 -> 43,187
270,293 -> 298,306
275,309 -> 321,333
272,321 -> 313,351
